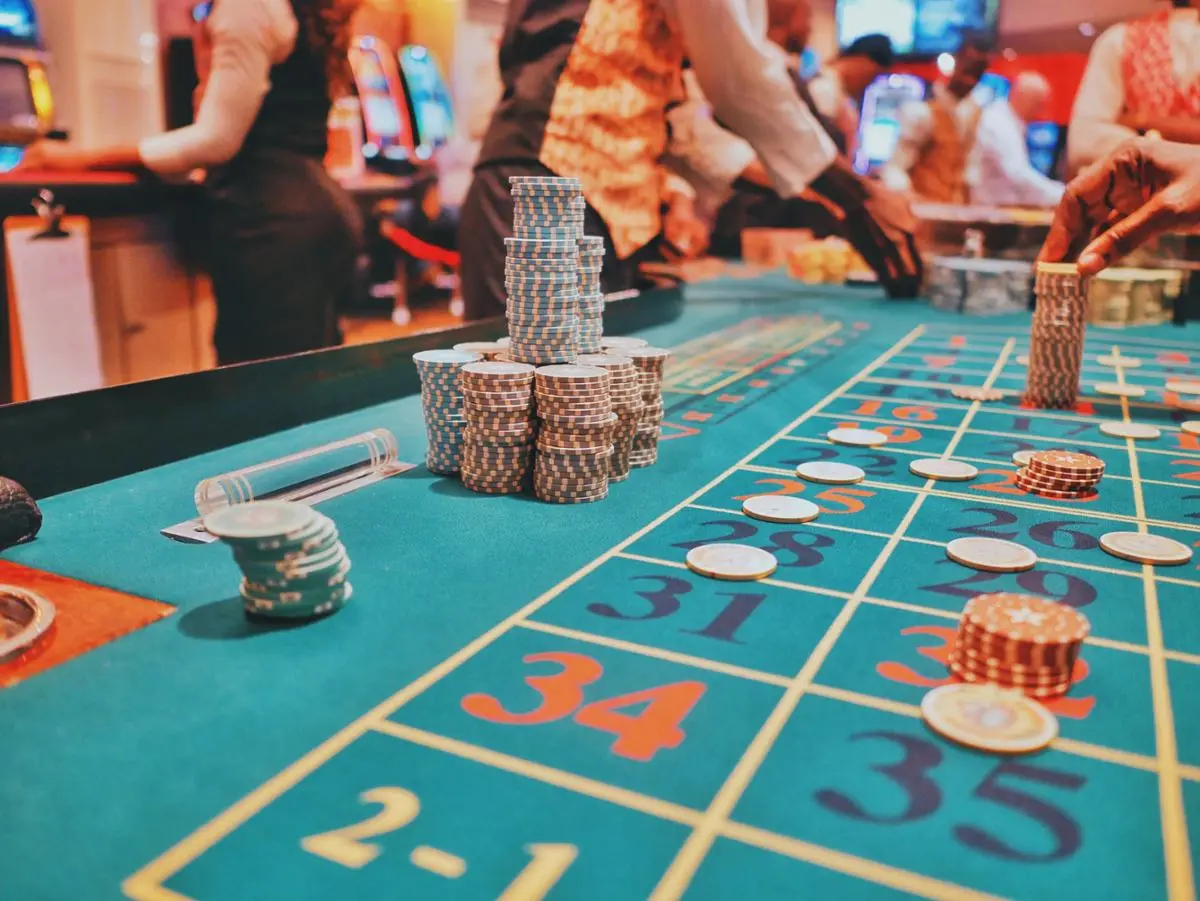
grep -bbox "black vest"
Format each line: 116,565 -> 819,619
233,0 -> 330,159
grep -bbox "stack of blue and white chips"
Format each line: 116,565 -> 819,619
414,348 -> 484,474
577,235 -> 605,353
505,176 -> 585,366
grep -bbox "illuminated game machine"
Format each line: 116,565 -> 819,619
0,0 -> 55,169
855,74 -> 926,175
348,35 -> 419,175
397,44 -> 455,165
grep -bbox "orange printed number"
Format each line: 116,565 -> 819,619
838,420 -> 923,444
1170,459 -> 1200,482
462,652 -> 707,762
971,468 -> 1027,497
814,486 -> 874,515
849,402 -> 936,422
733,478 -> 807,501
462,651 -> 601,725
573,681 -> 706,762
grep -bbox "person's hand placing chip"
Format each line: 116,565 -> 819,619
1039,138 -> 1200,275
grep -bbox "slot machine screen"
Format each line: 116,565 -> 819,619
0,57 -> 37,172
1026,121 -> 1062,177
0,0 -> 38,47
348,39 -> 412,161
837,0 -> 999,56
855,73 -> 926,174
398,45 -> 455,155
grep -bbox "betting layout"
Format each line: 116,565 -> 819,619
123,316 -> 1200,901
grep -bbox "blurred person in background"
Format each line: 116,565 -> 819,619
21,0 -> 363,365
1069,0 -> 1200,173
972,72 -> 1065,207
459,0 -> 922,322
881,32 -> 994,203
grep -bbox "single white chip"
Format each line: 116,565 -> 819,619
1099,532 -> 1193,566
909,459 -> 979,481
946,537 -> 1038,573
1016,355 -> 1030,365
685,544 -> 778,581
1099,421 -> 1161,440
795,461 -> 866,484
1096,354 -> 1142,368
1166,379 -> 1200,396
951,386 -> 1006,402
742,495 -> 820,524
1093,383 -> 1147,398
1012,450 -> 1036,466
1182,421 -> 1200,436
922,684 -> 1058,755
827,427 -> 888,447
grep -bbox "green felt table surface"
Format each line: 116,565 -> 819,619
2,276 -> 1199,901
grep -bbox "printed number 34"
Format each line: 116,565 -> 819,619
462,651 -> 707,762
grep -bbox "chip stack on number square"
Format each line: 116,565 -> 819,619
948,592 -> 1090,699
1023,263 -> 1089,409
1016,450 -> 1105,499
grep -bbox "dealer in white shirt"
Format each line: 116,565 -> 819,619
971,72 -> 1065,207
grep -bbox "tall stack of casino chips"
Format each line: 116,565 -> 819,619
415,349 -> 483,474
577,236 -> 605,353
947,592 -> 1090,699
459,361 -> 538,494
1015,450 -> 1104,500
505,176 -> 585,365
203,500 -> 352,620
1023,262 -> 1089,409
533,364 -> 615,503
626,347 -> 671,468
577,353 -> 641,481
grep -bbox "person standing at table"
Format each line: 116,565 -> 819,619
1069,0 -> 1200,173
971,72 -> 1065,208
19,0 -> 363,366
881,33 -> 994,203
459,0 -> 922,321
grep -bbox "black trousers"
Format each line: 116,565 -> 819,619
206,146 -> 364,365
459,161 -> 637,322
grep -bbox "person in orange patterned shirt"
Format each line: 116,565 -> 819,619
458,0 -> 922,321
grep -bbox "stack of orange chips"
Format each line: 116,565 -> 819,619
948,592 -> 1090,699
1016,450 -> 1105,500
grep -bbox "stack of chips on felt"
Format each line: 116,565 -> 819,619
459,361 -> 538,494
627,347 -> 671,468
948,592 -> 1090,699
577,236 -> 605,353
505,176 -> 586,366
1023,263 -> 1089,409
415,349 -> 483,475
577,353 -> 642,482
533,364 -> 615,504
204,500 -> 352,621
1016,450 -> 1104,500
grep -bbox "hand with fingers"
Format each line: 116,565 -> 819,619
1039,138 -> 1200,275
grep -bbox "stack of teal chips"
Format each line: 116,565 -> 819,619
203,500 -> 352,620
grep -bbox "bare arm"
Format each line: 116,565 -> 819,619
1067,25 -> 1135,173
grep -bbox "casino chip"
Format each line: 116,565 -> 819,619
0,585 -> 55,664
921,683 -> 1058,754
909,459 -> 978,481
946,537 -> 1037,572
453,341 -> 505,359
742,495 -> 820,524
1166,379 -> 1200,396
533,364 -> 614,503
204,501 -> 352,620
1094,383 -> 1147,398
460,361 -> 537,495
795,461 -> 865,484
1099,421 -> 1161,440
0,476 -> 41,550
1183,421 -> 1200,436
1023,264 -> 1088,410
951,386 -> 1006,402
1011,450 -> 1036,466
1097,354 -> 1141,368
685,544 -> 778,581
415,348 -> 483,475
577,354 -> 642,481
1099,531 -> 1193,566
1015,449 -> 1105,499
624,347 -> 672,469
600,336 -> 649,350
826,427 -> 888,447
